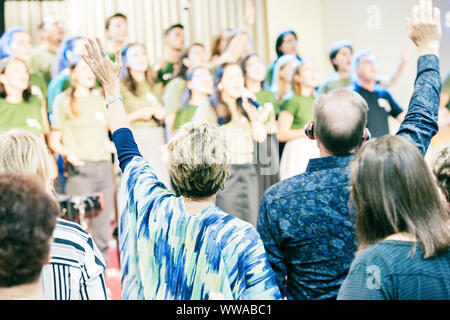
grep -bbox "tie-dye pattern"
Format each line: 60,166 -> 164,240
119,156 -> 281,300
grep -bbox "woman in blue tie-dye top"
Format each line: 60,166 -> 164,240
81,38 -> 281,300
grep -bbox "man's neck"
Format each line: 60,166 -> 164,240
246,78 -> 262,94
359,79 -> 376,92
164,46 -> 182,64
106,40 -> 125,53
42,40 -> 59,54
0,280 -> 44,300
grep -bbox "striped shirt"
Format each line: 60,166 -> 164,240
113,128 -> 281,300
41,218 -> 108,300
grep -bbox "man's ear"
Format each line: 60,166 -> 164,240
362,128 -> 371,143
304,120 -> 315,140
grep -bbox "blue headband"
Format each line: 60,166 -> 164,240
0,26 -> 26,59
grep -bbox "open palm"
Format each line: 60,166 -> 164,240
81,38 -> 122,90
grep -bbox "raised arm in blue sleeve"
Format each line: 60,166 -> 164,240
396,54 -> 441,155
112,128 -> 142,172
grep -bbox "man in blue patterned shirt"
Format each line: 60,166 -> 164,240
258,0 -> 442,300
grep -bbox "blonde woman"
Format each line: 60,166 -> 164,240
0,129 -> 107,300
81,38 -> 281,300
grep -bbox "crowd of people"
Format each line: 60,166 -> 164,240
0,0 -> 449,300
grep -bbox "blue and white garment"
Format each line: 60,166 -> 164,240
41,218 -> 107,300
113,128 -> 281,300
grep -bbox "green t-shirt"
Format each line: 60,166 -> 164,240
255,89 -> 279,119
51,91 -> 111,162
0,95 -> 44,137
121,81 -> 162,128
193,100 -> 254,164
30,70 -> 48,100
173,104 -> 197,131
157,62 -> 175,86
265,61 -> 276,89
443,73 -> 450,110
280,94 -> 315,129
317,73 -> 351,95
162,77 -> 187,115
29,44 -> 56,85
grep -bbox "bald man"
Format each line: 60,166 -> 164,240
257,0 -> 442,300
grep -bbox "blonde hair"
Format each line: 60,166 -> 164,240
0,130 -> 53,193
167,122 -> 231,199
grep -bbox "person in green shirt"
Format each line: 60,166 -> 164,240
0,58 -> 45,138
266,30 -> 302,89
120,42 -> 171,188
154,24 -> 185,87
104,13 -> 128,58
164,43 -> 208,137
48,58 -> 114,263
29,14 -> 65,85
318,40 -> 409,95
279,61 -> 321,180
241,53 -> 279,201
173,65 -> 213,131
47,36 -> 85,116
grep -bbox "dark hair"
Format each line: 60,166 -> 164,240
164,23 -> 184,36
275,30 -> 297,58
105,13 -> 127,30
210,28 -> 235,58
0,58 -> 32,101
314,89 -> 368,156
175,43 -> 204,80
240,52 -> 266,89
121,43 -> 156,97
351,135 -> 450,258
329,41 -> 353,71
0,173 -> 59,287
211,63 -> 249,125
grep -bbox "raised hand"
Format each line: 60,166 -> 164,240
406,0 -> 441,56
81,38 -> 122,92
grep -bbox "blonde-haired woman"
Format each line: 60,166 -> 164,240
0,129 -> 107,300
278,62 -> 321,180
81,38 -> 281,300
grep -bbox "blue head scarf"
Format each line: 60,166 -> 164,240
51,36 -> 83,78
0,26 -> 26,59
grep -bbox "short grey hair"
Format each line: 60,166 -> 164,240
314,89 -> 368,155
167,121 -> 231,199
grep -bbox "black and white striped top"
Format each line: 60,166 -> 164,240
41,218 -> 108,300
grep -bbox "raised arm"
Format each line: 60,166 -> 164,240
396,0 -> 442,155
81,38 -> 129,133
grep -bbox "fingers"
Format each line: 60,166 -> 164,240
115,47 -> 123,70
95,37 -> 107,57
87,38 -> 102,61
433,6 -> 441,26
411,4 -> 419,25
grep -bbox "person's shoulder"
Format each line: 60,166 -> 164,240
56,217 -> 89,233
263,174 -> 308,202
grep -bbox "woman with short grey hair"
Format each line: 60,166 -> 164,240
81,38 -> 281,300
